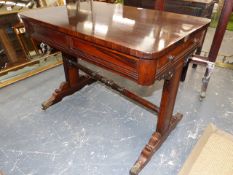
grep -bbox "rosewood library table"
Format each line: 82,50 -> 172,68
20,2 -> 210,174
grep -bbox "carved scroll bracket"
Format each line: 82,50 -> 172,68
130,113 -> 183,175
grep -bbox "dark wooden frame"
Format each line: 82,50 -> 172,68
20,3 -> 210,174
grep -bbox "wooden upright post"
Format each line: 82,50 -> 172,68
154,0 -> 165,10
0,28 -> 18,64
208,0 -> 233,62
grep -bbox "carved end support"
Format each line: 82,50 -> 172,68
130,132 -> 161,175
41,82 -> 69,110
41,76 -> 95,110
130,113 -> 182,175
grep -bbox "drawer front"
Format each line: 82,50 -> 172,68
71,37 -> 139,81
28,22 -> 70,51
24,20 -> 140,83
156,30 -> 204,79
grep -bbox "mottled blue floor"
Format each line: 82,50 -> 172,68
0,63 -> 232,175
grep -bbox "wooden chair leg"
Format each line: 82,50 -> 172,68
200,62 -> 215,99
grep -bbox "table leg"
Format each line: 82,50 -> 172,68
130,63 -> 184,175
200,62 -> 215,99
199,0 -> 233,99
42,53 -> 96,110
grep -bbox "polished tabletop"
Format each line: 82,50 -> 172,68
20,2 -> 210,59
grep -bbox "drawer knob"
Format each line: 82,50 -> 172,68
168,55 -> 175,62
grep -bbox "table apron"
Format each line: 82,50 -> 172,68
23,20 -> 204,86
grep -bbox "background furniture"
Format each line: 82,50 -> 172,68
13,22 -> 40,59
0,12 -> 26,67
190,0 -> 233,98
124,0 -> 216,18
0,11 -> 40,69
0,28 -> 18,64
0,0 -> 63,88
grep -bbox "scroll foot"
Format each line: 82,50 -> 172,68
42,75 -> 95,110
42,82 -> 69,110
130,113 -> 182,175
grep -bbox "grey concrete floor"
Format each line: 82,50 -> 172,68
202,28 -> 233,55
0,59 -> 233,175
